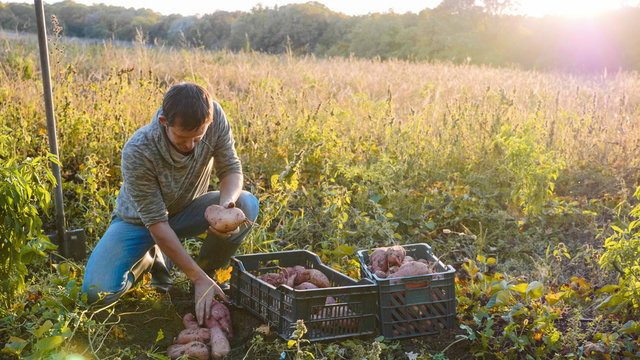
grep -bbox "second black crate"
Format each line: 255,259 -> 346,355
358,243 -> 457,340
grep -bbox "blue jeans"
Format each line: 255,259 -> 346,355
81,191 -> 259,304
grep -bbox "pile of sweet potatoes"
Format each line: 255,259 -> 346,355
257,265 -> 331,290
257,266 -> 359,329
366,245 -> 438,281
367,245 -> 448,335
167,300 -> 233,359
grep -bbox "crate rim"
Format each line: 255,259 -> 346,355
231,250 -> 376,292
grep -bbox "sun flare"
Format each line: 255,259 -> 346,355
520,0 -> 629,18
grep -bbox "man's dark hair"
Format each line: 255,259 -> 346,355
162,82 -> 213,130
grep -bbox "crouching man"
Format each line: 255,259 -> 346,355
82,82 -> 258,325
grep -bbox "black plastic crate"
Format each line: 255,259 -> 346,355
357,243 -> 456,339
229,250 -> 377,341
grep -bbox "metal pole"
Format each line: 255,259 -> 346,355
35,0 -> 67,256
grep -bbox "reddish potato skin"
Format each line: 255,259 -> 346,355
258,272 -> 287,287
205,205 -> 247,233
176,328 -> 211,344
374,270 -> 388,278
183,313 -> 199,330
282,265 -> 310,285
206,300 -> 233,339
168,341 -> 209,360
210,325 -> 231,359
386,245 -> 406,267
306,269 -> 330,288
294,282 -> 319,290
369,248 -> 389,273
388,261 -> 432,278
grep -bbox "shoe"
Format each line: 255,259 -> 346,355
149,245 -> 173,292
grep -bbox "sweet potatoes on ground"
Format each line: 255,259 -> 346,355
209,323 -> 231,359
176,328 -> 211,344
168,341 -> 209,360
171,301 -> 233,359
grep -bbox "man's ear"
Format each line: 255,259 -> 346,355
159,115 -> 167,126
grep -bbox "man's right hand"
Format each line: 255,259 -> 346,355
193,274 -> 228,326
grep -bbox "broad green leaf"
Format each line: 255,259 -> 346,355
596,285 -> 619,294
2,337 -> 27,355
489,280 -> 508,294
486,290 -> 510,308
618,321 -> 640,335
34,320 -> 53,337
596,294 -> 629,310
333,244 -> 354,257
526,281 -> 544,299
509,283 -> 528,295
496,290 -> 511,306
35,335 -> 63,351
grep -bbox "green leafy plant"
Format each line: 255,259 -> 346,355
0,131 -> 57,303
598,186 -> 640,318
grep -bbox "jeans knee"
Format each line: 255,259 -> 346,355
238,191 -> 259,222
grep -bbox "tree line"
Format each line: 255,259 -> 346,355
2,0 -> 640,72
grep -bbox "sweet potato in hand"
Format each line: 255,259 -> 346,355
205,204 -> 248,233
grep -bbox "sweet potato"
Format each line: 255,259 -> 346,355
168,341 -> 209,360
258,272 -> 287,287
205,204 -> 249,233
183,313 -> 199,330
176,328 -> 211,344
388,261 -> 433,278
286,265 -> 310,285
306,268 -> 330,288
369,248 -> 389,273
374,270 -> 388,278
294,282 -> 318,290
210,325 -> 231,359
206,300 -> 233,339
386,245 -> 406,267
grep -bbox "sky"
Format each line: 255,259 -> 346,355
19,0 -> 640,17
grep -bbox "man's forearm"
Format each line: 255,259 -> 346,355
218,173 -> 243,208
149,221 -> 206,282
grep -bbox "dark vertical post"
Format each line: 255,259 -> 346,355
35,0 -> 67,256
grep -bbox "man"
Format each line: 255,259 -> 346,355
82,82 -> 258,326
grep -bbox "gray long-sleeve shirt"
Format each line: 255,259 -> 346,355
113,101 -> 242,227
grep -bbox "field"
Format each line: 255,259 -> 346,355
1,33 -> 639,359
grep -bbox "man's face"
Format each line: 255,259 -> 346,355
160,116 -> 210,155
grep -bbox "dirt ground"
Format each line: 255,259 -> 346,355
92,284 -> 472,360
